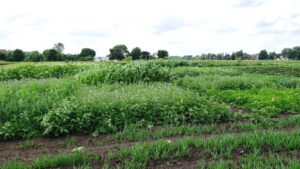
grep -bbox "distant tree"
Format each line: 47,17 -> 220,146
131,47 -> 141,60
43,49 -> 59,61
258,50 -> 269,60
224,53 -> 231,60
281,48 -> 293,59
80,48 -> 96,58
12,49 -> 25,61
268,51 -> 278,60
53,42 -> 64,53
140,51 -> 151,60
25,51 -> 44,62
61,54 -> 78,61
157,50 -> 169,59
109,44 -> 128,60
0,52 -> 6,60
292,46 -> 300,60
216,53 -> 224,60
235,50 -> 244,60
230,52 -> 235,60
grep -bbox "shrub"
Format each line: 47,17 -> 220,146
0,79 -> 78,139
41,83 -> 230,136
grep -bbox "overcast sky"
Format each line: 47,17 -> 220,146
0,0 -> 300,56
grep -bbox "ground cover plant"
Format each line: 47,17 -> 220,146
1,60 -> 300,169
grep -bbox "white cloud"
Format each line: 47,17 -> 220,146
0,0 -> 299,56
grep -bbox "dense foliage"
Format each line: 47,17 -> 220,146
77,61 -> 172,85
0,79 -> 77,139
0,60 -> 299,141
42,84 -> 229,136
0,64 -> 85,81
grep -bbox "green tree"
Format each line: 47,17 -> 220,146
109,44 -> 128,60
43,49 -> 59,61
281,48 -> 293,59
80,48 -> 96,58
292,46 -> 300,60
12,49 -> 25,61
235,50 -> 244,60
131,47 -> 141,60
258,50 -> 269,60
53,42 -> 64,53
0,52 -> 6,60
157,50 -> 169,59
25,51 -> 44,62
268,51 -> 278,60
140,51 -> 151,60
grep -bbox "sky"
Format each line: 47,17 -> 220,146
0,0 -> 300,56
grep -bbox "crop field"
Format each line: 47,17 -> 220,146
1,60 -> 300,169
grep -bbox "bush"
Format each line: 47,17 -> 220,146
0,79 -> 78,139
77,61 -> 172,85
41,83 -> 230,136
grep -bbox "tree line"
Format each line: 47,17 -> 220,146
108,44 -> 168,60
1,43 -> 299,61
0,43 -> 169,62
183,47 -> 300,60
0,43 -> 96,62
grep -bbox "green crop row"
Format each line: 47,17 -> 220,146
0,64 -> 86,81
76,61 -> 172,85
237,65 -> 300,77
41,83 -> 229,137
0,81 -> 229,140
176,74 -> 300,92
0,79 -> 78,139
105,129 -> 300,168
171,67 -> 242,78
216,88 -> 300,116
4,129 -> 300,169
109,114 -> 300,142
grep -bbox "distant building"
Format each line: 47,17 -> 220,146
95,56 -> 109,61
0,49 -> 7,53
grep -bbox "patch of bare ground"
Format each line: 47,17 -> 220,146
0,134 -> 133,165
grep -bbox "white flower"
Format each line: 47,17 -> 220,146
72,146 -> 85,153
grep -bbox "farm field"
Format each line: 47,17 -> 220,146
1,60 -> 300,169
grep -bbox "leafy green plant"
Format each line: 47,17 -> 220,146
0,64 -> 85,81
41,83 -> 230,136
0,79 -> 78,139
76,61 -> 172,85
